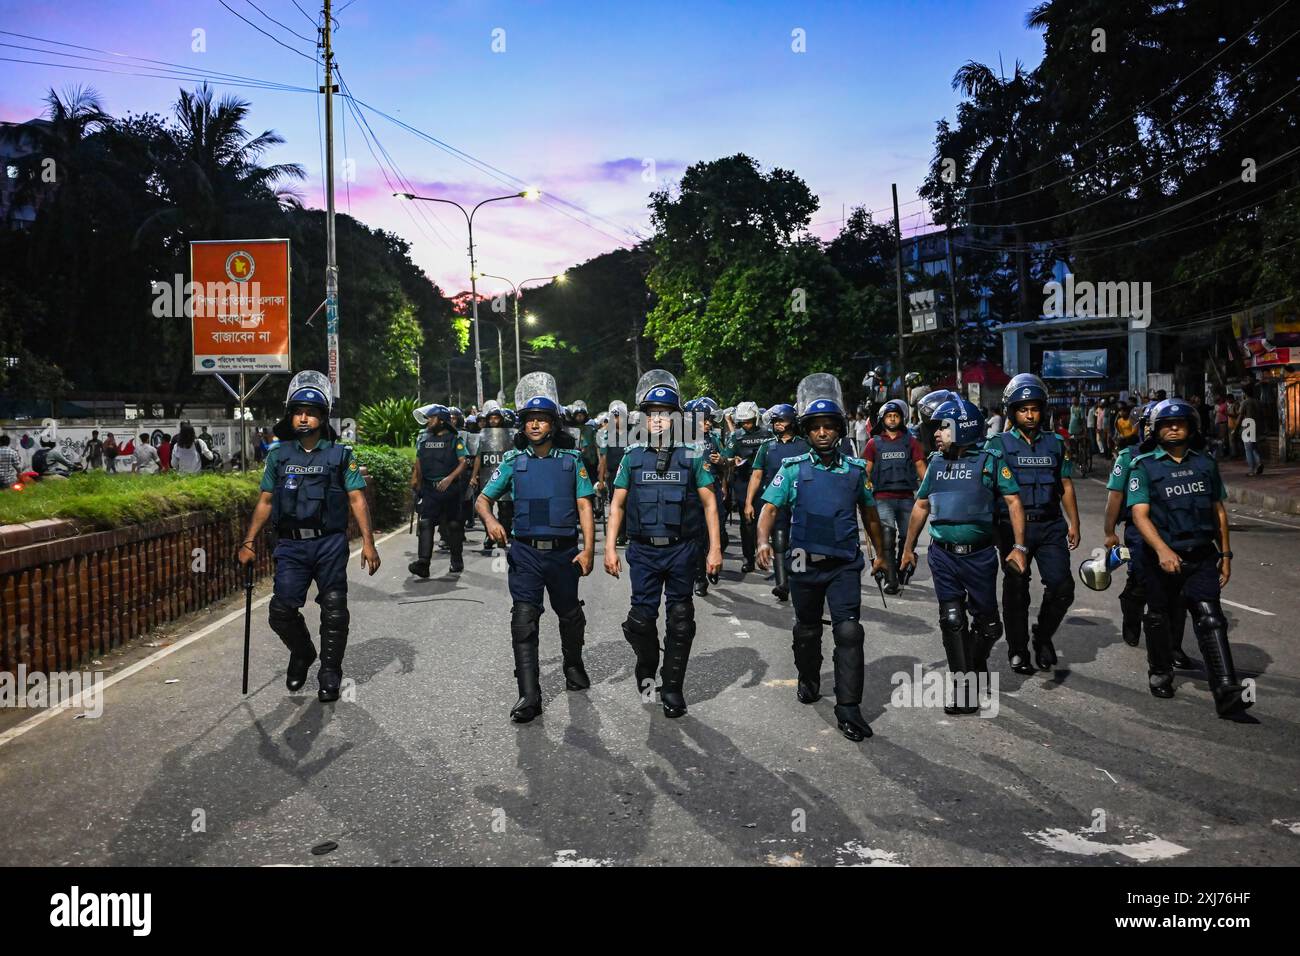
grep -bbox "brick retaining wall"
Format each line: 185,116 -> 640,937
0,475 -> 374,677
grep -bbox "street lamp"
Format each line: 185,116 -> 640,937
477,272 -> 566,393
394,188 -> 541,407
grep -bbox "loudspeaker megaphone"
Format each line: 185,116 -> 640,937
1077,545 -> 1130,592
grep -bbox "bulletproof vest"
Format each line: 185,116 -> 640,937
32,448 -> 49,474
417,430 -> 460,485
604,443 -> 625,477
872,432 -> 917,493
997,430 -> 1062,518
789,457 -> 864,560
512,452 -> 579,538
1138,451 -> 1218,550
732,427 -> 773,476
928,451 -> 995,524
270,443 -> 350,532
623,446 -> 702,539
761,436 -> 810,492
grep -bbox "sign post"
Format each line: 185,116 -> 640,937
190,239 -> 292,470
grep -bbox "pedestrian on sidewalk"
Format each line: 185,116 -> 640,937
132,433 -> 161,474
0,435 -> 22,488
103,432 -> 120,473
1239,383 -> 1263,476
171,425 -> 213,474
81,430 -> 105,471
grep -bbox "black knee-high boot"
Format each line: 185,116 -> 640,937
317,590 -> 349,703
509,602 -> 544,722
268,597 -> 316,692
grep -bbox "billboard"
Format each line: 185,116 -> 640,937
1042,349 -> 1107,379
190,239 -> 291,374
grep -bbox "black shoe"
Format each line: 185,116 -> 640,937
510,696 -> 542,722
285,642 -> 317,692
1121,622 -> 1141,647
660,687 -> 687,718
1034,640 -> 1058,671
883,582 -> 900,595
1149,673 -> 1175,699
449,553 -> 464,573
796,678 -> 821,704
408,560 -> 430,578
741,561 -> 755,573
563,654 -> 590,691
318,668 -> 342,703
1009,650 -> 1036,675
481,541 -> 494,555
834,704 -> 873,741
772,585 -> 789,602
1171,647 -> 1193,669
1213,684 -> 1252,718
437,540 -> 450,552
694,581 -> 708,597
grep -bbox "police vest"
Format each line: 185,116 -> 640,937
928,451 -> 995,525
871,432 -> 917,494
761,437 -> 810,492
623,446 -> 702,539
997,431 -> 1062,518
270,443 -> 351,533
732,427 -> 773,477
512,452 -> 579,538
417,431 -> 460,486
1136,451 -> 1218,550
604,444 -> 625,478
789,457 -> 863,560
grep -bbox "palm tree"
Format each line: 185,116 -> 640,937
137,83 -> 304,244
2,85 -> 111,222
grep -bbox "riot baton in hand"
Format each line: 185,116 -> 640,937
241,559 -> 255,695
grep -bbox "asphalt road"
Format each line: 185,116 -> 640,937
2,474 -> 1298,866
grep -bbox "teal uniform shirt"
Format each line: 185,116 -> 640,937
985,426 -> 1075,479
1125,446 -> 1226,508
916,445 -> 1020,545
1106,445 -> 1137,499
480,445 -> 595,500
761,451 -> 877,511
612,442 -> 714,490
752,436 -> 805,475
260,438 -> 368,493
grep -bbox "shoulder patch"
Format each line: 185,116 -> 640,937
1112,461 -> 1123,477
348,458 -> 358,472
1001,466 -> 1012,480
1129,476 -> 1140,492
771,473 -> 784,487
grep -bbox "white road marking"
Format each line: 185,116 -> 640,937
1027,827 -> 1188,861
834,841 -> 906,867
552,849 -> 613,867
1096,768 -> 1117,784
1228,510 -> 1300,530
0,527 -> 407,750
734,631 -> 751,640
1220,599 -> 1275,617
1272,819 -> 1300,835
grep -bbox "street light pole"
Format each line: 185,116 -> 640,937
477,272 -> 564,397
394,189 -> 539,408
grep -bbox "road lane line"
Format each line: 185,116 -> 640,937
1220,598 -> 1276,617
1227,510 -> 1300,530
0,527 -> 407,751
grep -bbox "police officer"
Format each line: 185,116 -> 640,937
745,403 -> 807,602
606,372 -> 723,718
985,374 -> 1081,674
598,400 -> 629,547
1128,399 -> 1249,716
901,395 -> 1028,714
238,371 -> 380,702
475,372 -> 596,723
685,396 -> 729,595
862,399 -> 926,594
1102,403 -> 1193,667
726,402 -> 773,573
470,401 -> 513,554
408,404 -> 471,577
756,374 -> 886,742
448,407 -> 476,535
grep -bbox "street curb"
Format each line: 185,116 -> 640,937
1226,485 -> 1300,516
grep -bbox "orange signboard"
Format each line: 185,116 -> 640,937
190,239 -> 291,374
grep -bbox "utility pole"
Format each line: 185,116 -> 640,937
945,220 -> 963,391
321,0 -> 341,416
892,184 -> 907,376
